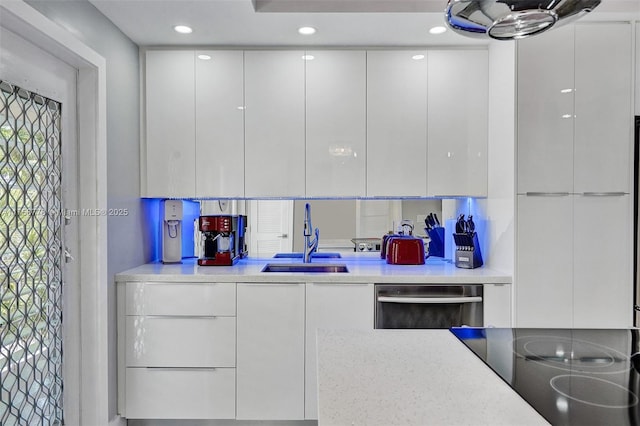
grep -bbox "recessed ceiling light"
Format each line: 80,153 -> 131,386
412,54 -> 425,60
198,54 -> 212,60
301,55 -> 315,61
174,25 -> 193,34
298,26 -> 317,35
429,26 -> 447,35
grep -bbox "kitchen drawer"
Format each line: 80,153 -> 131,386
125,282 -> 235,316
125,316 -> 235,367
124,367 -> 235,419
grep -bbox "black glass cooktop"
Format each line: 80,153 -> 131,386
451,328 -> 640,426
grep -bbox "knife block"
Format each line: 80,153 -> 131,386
426,227 -> 445,258
453,232 -> 483,269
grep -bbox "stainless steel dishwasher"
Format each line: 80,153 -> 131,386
375,284 -> 483,329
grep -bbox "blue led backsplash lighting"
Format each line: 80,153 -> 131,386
450,327 -> 486,340
144,198 -> 200,262
181,200 -> 200,258
141,198 -> 161,262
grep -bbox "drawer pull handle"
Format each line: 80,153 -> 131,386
524,192 -> 570,197
144,367 -> 218,371
581,192 -> 626,197
144,315 -> 220,319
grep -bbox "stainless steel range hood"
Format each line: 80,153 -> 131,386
445,0 -> 601,40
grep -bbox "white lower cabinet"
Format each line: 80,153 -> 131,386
516,195 -> 573,327
125,316 -> 236,367
573,194 -> 632,327
305,283 -> 374,419
125,367 -> 235,419
118,281 -> 237,419
483,284 -> 511,327
120,279 -> 509,421
515,194 -> 633,328
236,283 -> 305,420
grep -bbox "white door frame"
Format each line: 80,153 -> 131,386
0,2 -> 109,425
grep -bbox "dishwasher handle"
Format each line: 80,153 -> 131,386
377,296 -> 483,304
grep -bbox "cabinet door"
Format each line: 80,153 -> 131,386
244,51 -> 305,197
195,50 -> 245,197
305,51 -> 366,197
236,283 -> 305,420
636,25 -> 640,114
304,283 -> 374,419
516,195 -> 573,327
427,50 -> 488,197
367,50 -> 428,197
125,317 -> 236,367
483,284 -> 511,327
573,194 -> 632,327
574,23 -> 632,193
516,25 -> 574,194
125,367 -> 235,419
144,50 -> 195,197
125,282 -> 236,316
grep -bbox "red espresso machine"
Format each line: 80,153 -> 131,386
198,215 -> 247,266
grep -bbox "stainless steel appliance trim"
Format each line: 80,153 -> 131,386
377,296 -> 483,304
374,284 -> 484,329
311,282 -> 370,286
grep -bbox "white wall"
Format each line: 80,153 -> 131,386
25,0 -> 142,422
443,41 -> 516,273
480,41 -> 516,274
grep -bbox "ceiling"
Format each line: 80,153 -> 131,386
88,0 -> 640,47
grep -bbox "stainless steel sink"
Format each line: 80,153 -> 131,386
261,263 -> 349,273
273,252 -> 342,259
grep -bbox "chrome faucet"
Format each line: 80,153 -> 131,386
303,203 -> 319,263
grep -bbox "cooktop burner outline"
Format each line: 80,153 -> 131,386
549,374 -> 639,409
450,328 -> 640,426
513,334 -> 631,375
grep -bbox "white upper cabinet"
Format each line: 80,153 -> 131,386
195,51 -> 245,198
573,23 -> 632,194
517,23 -> 632,194
427,50 -> 488,197
143,48 -> 490,198
244,51 -> 306,197
517,25 -> 574,194
305,51 -> 366,197
144,50 -> 196,198
366,50 -> 428,197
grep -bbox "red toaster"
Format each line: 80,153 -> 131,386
385,236 -> 425,265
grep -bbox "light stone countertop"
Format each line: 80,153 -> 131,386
316,329 -> 550,426
115,254 -> 511,284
